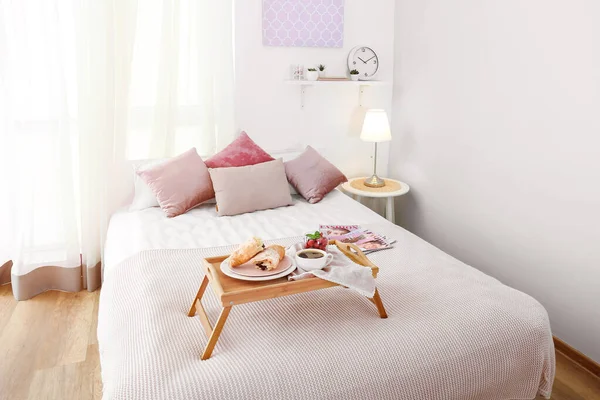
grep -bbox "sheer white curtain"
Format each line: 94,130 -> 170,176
126,0 -> 235,159
0,0 -> 234,300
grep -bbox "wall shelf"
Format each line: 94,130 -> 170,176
284,80 -> 390,86
284,80 -> 391,109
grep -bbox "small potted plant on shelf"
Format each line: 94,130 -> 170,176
306,68 -> 319,81
318,64 -> 326,78
349,69 -> 360,81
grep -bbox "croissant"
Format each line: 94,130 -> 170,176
230,237 -> 265,267
250,245 -> 285,271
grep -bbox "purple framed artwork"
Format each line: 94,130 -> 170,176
262,0 -> 345,48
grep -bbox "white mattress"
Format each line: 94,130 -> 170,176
104,190 -> 387,273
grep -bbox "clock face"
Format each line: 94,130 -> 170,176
348,46 -> 379,80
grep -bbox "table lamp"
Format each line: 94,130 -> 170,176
360,109 -> 392,188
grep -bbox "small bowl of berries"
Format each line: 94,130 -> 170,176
304,231 -> 329,251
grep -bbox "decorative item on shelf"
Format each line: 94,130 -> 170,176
318,64 -> 326,78
347,46 -> 379,81
349,69 -> 360,81
290,64 -> 298,80
298,64 -> 305,80
306,68 -> 319,81
290,64 -> 305,80
360,109 -> 392,188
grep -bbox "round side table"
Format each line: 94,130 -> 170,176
341,177 -> 410,223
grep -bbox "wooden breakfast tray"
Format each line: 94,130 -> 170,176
187,240 -> 387,360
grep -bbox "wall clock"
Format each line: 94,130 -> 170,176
347,46 -> 379,80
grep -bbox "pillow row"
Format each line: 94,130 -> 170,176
130,132 -> 272,211
134,133 -> 347,217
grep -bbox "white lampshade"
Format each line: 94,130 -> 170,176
360,109 -> 392,142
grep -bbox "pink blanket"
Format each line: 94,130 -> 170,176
98,223 -> 555,399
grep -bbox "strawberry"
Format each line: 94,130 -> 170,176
305,231 -> 321,248
305,231 -> 329,251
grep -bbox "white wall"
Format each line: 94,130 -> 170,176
234,0 -> 395,178
391,1 -> 600,362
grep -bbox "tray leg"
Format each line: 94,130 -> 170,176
369,288 -> 388,319
201,306 -> 232,360
188,275 -> 209,317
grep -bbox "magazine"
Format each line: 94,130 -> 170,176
319,225 -> 360,239
319,225 -> 394,253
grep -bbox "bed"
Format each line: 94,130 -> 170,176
99,189 -> 555,399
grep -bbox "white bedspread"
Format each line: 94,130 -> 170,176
99,192 -> 555,399
104,190 -> 386,272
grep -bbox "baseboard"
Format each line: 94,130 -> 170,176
554,336 -> 600,378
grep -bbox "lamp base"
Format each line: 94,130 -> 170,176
364,174 -> 385,188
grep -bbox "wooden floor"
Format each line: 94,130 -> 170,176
0,285 -> 598,400
0,284 -> 101,400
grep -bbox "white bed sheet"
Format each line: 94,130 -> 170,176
104,190 -> 387,273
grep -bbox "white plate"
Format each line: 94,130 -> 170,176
221,256 -> 296,282
222,255 -> 293,277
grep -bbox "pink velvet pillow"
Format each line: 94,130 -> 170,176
138,148 -> 214,217
205,131 -> 274,168
285,146 -> 348,204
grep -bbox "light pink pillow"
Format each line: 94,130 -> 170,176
205,131 -> 274,168
138,148 -> 214,217
209,159 -> 293,216
285,146 -> 347,204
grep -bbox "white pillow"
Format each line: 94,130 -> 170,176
270,150 -> 303,195
129,159 -> 166,211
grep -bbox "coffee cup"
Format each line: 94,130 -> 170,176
295,248 -> 334,271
